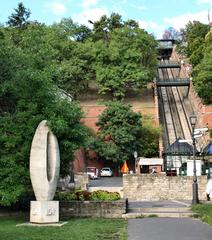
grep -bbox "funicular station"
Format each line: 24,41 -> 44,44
156,39 -> 212,178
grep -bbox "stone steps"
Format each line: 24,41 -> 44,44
128,207 -> 191,213
125,203 -> 193,218
123,211 -> 193,218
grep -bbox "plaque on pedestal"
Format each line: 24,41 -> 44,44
30,201 -> 59,223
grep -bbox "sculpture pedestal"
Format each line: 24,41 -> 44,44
30,201 -> 59,223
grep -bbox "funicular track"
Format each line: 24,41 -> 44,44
157,60 -> 192,149
165,68 -> 185,139
169,68 -> 192,139
156,44 -> 210,176
158,69 -> 176,148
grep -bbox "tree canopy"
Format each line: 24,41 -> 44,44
93,26 -> 157,99
7,2 -> 31,28
192,31 -> 212,104
89,101 -> 143,165
0,23 -> 88,206
0,3 -> 159,206
177,21 -> 211,104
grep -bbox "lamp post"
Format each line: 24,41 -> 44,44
134,151 -> 138,173
189,113 -> 199,204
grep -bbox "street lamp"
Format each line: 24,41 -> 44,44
134,151 -> 138,173
189,113 -> 199,204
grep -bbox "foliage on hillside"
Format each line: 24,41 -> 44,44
56,13 -> 157,99
192,31 -> 212,105
177,21 -> 211,104
91,17 -> 157,99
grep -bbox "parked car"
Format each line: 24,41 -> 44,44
100,167 -> 113,177
86,167 -> 98,179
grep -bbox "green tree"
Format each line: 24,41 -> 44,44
89,101 -> 143,165
0,26 -> 88,206
49,22 -> 94,97
93,27 -> 157,99
192,49 -> 212,104
138,116 -> 161,157
189,37 -> 205,66
180,21 -> 210,59
91,13 -> 123,42
177,21 -> 211,104
177,21 -> 210,59
55,18 -> 92,42
191,30 -> 212,104
124,19 -> 139,29
7,2 -> 31,28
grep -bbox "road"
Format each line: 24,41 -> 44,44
88,177 -> 123,187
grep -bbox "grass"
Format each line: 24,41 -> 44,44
0,217 -> 127,240
191,204 -> 212,226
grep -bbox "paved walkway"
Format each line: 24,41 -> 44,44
128,200 -> 190,209
128,218 -> 212,240
88,177 -> 122,187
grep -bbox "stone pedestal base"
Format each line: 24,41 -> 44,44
30,201 -> 59,223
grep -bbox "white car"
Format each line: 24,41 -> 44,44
86,167 -> 98,179
100,167 -> 113,177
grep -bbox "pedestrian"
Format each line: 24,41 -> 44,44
150,167 -> 156,175
206,178 -> 212,201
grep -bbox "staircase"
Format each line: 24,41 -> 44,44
123,200 -> 193,218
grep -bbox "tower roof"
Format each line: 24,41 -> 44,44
164,138 -> 197,156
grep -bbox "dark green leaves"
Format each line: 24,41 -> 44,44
7,2 -> 31,28
89,101 -> 142,163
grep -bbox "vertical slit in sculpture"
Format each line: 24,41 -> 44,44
47,132 -> 53,182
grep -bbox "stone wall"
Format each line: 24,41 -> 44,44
74,173 -> 89,190
60,199 -> 126,219
123,174 -> 207,201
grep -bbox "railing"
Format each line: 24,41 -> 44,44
158,61 -> 181,68
156,78 -> 190,86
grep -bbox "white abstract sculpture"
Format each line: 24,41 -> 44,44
30,120 -> 60,223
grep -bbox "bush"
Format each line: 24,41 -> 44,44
55,190 -> 121,201
56,191 -> 78,201
90,190 -> 120,201
75,190 -> 92,201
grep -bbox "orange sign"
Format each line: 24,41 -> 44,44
121,160 -> 129,174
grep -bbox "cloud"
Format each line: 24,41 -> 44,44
164,10 -> 209,30
46,2 -> 67,16
81,0 -> 98,8
197,0 -> 212,4
138,20 -> 164,38
73,7 -> 108,26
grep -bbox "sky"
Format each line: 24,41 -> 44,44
0,0 -> 212,38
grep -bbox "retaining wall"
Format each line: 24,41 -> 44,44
123,174 -> 207,201
60,199 -> 126,219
